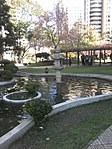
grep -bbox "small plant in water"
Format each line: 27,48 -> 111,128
24,99 -> 53,124
25,80 -> 40,95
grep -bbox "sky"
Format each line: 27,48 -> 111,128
36,0 -> 84,26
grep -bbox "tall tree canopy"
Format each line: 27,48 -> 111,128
30,0 -> 69,50
30,0 -> 98,52
0,0 -> 15,59
6,0 -> 45,63
7,0 -> 44,23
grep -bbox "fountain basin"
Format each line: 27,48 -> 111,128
2,90 -> 42,103
0,73 -> 112,149
14,73 -> 112,105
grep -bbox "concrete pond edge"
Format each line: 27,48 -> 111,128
0,73 -> 112,149
0,117 -> 35,149
2,90 -> 42,103
0,79 -> 15,86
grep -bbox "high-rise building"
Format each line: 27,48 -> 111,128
84,0 -> 112,39
68,5 -> 84,26
63,0 -> 84,28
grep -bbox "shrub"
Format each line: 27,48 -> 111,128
0,70 -> 13,81
24,99 -> 53,124
25,80 -> 40,95
4,63 -> 18,74
0,59 -> 11,66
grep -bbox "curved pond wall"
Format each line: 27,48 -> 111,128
0,79 -> 15,87
0,117 -> 34,149
0,73 -> 112,149
2,91 -> 42,103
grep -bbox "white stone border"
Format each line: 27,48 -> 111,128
51,93 -> 112,115
0,117 -> 35,149
0,79 -> 15,86
2,90 -> 42,103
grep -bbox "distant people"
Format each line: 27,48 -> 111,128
45,67 -> 49,73
110,53 -> 112,64
85,55 -> 89,66
110,53 -> 112,60
81,54 -> 85,66
68,56 -> 72,66
90,55 -> 94,66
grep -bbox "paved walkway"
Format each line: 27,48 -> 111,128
87,125 -> 112,149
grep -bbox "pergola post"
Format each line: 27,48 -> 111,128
99,49 -> 102,66
110,50 -> 112,65
66,52 -> 68,65
104,50 -> 106,64
77,51 -> 80,66
62,46 -> 112,66
93,50 -> 95,66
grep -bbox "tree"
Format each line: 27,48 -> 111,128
68,21 -> 99,48
13,21 -> 30,63
0,0 -> 16,59
31,0 -> 69,50
7,0 -> 44,23
36,52 -> 50,60
6,0 -> 45,63
83,25 -> 100,47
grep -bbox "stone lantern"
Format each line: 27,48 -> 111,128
51,46 -> 64,104
53,46 -> 64,83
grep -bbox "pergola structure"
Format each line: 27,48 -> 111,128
61,46 -> 112,66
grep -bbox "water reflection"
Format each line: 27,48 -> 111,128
0,77 -> 112,105
62,77 -> 112,99
40,77 -> 112,104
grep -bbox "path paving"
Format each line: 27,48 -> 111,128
87,125 -> 112,149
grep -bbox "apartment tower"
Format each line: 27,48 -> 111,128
84,0 -> 112,39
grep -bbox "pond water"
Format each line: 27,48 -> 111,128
39,76 -> 112,105
0,76 -> 112,137
1,76 -> 112,104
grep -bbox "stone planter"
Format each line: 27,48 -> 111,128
2,90 -> 42,103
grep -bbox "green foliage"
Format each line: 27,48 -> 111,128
37,60 -> 54,66
0,70 -> 13,81
0,59 -> 11,65
25,99 -> 53,124
36,52 -> 50,59
27,60 -> 54,67
20,99 -> 112,149
0,59 -> 17,81
4,63 -> 18,74
25,80 -> 40,95
0,0 -> 16,57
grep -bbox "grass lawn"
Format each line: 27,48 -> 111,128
9,65 -> 112,149
19,65 -> 112,75
9,99 -> 112,149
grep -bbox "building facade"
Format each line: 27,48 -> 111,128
84,0 -> 112,39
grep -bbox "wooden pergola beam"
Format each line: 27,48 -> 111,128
60,46 -> 112,53
60,46 -> 112,66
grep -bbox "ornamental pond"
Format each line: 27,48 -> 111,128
0,76 -> 112,137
